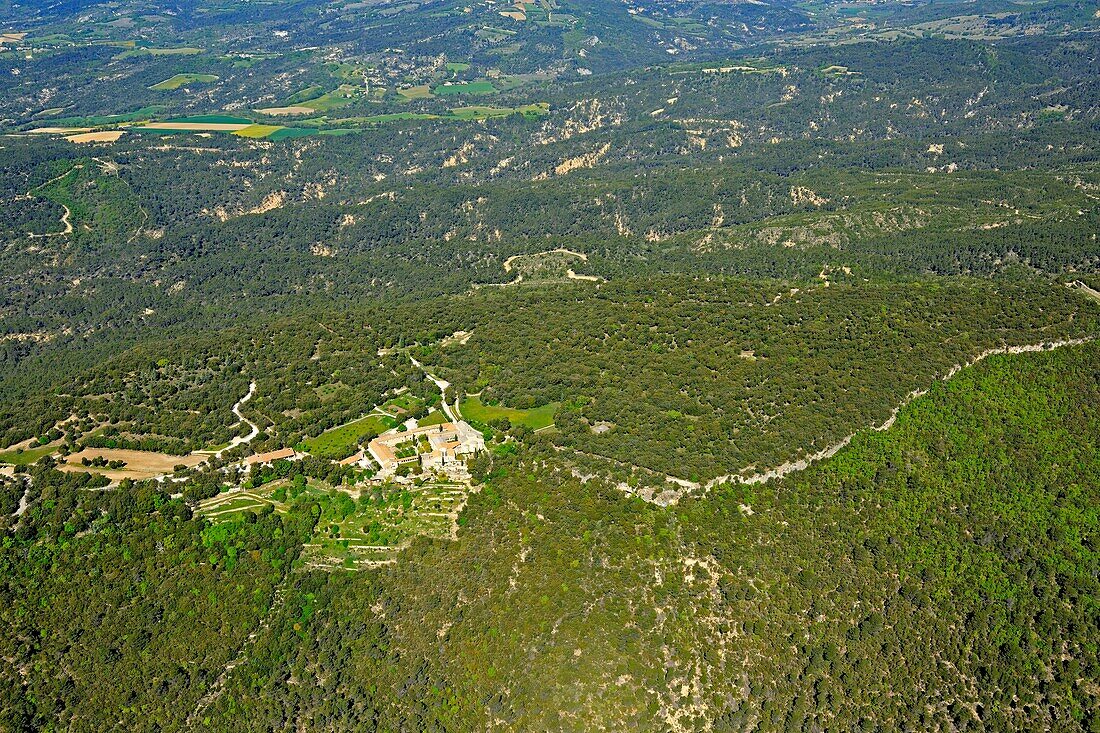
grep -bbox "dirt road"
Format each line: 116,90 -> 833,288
575,336 -> 1096,505
216,382 -> 259,458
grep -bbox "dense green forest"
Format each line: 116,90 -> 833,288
3,338 -> 1096,731
416,276 -> 1100,481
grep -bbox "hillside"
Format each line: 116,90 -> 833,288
1,0 -> 1099,729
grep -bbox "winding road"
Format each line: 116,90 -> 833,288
13,480 -> 31,517
409,355 -> 460,423
27,164 -> 81,238
216,382 -> 259,459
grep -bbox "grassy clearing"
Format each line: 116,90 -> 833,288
417,410 -> 449,428
433,80 -> 497,96
300,85 -> 361,112
397,85 -> 433,100
203,495 -> 273,517
445,61 -> 471,72
0,443 -> 56,465
450,102 -> 548,120
302,413 -> 398,459
116,46 -> 202,59
59,448 -> 203,480
380,392 -> 425,417
149,73 -> 218,91
286,85 -> 326,104
461,394 -> 558,430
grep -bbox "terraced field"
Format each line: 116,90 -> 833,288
199,480 -> 472,569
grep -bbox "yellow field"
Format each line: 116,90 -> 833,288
28,127 -> 91,134
60,448 -> 204,480
234,124 -> 283,138
140,122 -> 251,132
256,106 -> 315,115
66,131 -> 126,144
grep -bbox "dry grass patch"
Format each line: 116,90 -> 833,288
27,127 -> 91,134
61,448 -> 204,480
140,122 -> 251,132
397,85 -> 433,100
255,106 -> 315,115
66,131 -> 126,144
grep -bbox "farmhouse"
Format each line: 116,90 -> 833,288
246,447 -> 297,465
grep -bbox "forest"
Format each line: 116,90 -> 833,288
2,334 -> 1096,731
1,0 -> 1099,729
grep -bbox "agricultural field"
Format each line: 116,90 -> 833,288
350,112 -> 439,123
254,106 -> 315,116
136,113 -> 253,133
133,114 -> 320,139
65,131 -> 126,143
234,124 -> 283,139
115,46 -> 203,59
397,85 -> 433,100
433,80 -> 497,96
460,394 -> 558,431
18,106 -> 166,131
269,127 -> 326,140
450,103 -> 548,120
149,73 -> 219,91
295,85 -> 361,112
